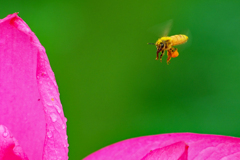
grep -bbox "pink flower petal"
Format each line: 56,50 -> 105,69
141,141 -> 188,160
0,13 -> 68,159
84,133 -> 240,160
0,125 -> 28,160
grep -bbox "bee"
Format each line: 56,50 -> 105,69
148,34 -> 188,64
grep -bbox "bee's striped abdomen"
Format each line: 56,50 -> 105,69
170,34 -> 188,46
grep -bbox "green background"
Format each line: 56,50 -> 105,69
2,0 -> 240,159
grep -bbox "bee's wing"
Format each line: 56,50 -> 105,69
148,20 -> 173,37
185,30 -> 192,48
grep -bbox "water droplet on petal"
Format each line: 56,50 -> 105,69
62,124 -> 66,129
50,113 -> 57,122
47,131 -> 52,138
57,108 -> 61,113
2,131 -> 8,137
54,104 -> 62,113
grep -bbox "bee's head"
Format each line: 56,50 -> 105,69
156,41 -> 164,54
147,39 -> 165,54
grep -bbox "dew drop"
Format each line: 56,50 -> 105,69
47,131 -> 52,138
2,131 -> 8,138
62,124 -> 66,129
57,108 -> 61,113
50,113 -> 57,122
54,104 -> 62,113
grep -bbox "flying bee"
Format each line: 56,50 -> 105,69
148,34 -> 188,64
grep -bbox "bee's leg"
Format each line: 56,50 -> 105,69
167,47 -> 179,64
167,49 -> 172,64
156,52 -> 159,60
170,47 -> 179,58
156,49 -> 161,60
160,50 -> 164,62
171,48 -> 177,52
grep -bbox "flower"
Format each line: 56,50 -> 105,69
0,13 -> 68,159
84,133 -> 240,160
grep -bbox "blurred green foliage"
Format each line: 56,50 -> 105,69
2,0 -> 240,159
